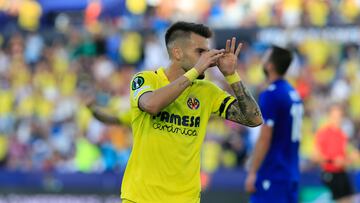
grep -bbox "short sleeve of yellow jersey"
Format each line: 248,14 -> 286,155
207,81 -> 236,118
130,71 -> 157,108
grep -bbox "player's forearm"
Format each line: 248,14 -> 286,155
249,129 -> 271,173
139,76 -> 191,115
250,140 -> 270,173
228,81 -> 263,127
90,106 -> 121,125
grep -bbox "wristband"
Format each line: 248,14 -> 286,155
225,72 -> 241,84
184,68 -> 199,82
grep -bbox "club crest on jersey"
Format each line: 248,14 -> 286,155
187,97 -> 200,110
132,76 -> 145,90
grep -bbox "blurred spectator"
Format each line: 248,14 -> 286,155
3,0 -> 360,29
17,0 -> 42,31
314,104 -> 355,203
24,32 -> 44,66
143,32 -> 169,70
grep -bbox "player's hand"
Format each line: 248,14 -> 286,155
245,171 -> 256,193
194,49 -> 225,74
217,37 -> 242,76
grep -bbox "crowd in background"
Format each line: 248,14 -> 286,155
2,0 -> 360,32
145,0 -> 360,28
0,0 -> 360,177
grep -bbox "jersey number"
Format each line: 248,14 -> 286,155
290,104 -> 303,142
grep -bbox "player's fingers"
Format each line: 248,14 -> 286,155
208,49 -> 225,56
225,39 -> 230,53
208,53 -> 223,65
207,49 -> 225,60
209,53 -> 224,66
245,178 -> 255,193
211,52 -> 224,60
235,42 -> 242,57
230,37 -> 236,53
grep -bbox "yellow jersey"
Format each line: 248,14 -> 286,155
121,68 -> 235,203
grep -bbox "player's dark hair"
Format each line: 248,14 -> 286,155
269,45 -> 293,76
165,21 -> 212,49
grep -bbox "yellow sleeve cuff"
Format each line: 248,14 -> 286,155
225,72 -> 241,84
184,68 -> 199,82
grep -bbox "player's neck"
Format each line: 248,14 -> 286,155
268,73 -> 282,83
165,63 -> 186,82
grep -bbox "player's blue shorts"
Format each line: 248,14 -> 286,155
250,179 -> 298,203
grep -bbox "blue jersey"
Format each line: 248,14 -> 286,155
257,79 -> 303,182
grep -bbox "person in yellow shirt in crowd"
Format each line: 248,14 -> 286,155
121,21 -> 263,203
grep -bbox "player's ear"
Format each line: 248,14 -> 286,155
172,47 -> 183,61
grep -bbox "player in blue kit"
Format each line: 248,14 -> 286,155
245,45 -> 303,203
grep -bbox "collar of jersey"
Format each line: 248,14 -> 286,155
272,78 -> 285,84
156,67 -> 170,85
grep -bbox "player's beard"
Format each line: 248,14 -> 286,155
263,67 -> 269,78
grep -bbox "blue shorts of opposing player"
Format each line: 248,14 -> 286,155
250,180 -> 298,203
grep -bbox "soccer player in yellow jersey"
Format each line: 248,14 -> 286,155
121,21 -> 263,203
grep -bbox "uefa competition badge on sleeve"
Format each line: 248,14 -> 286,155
132,76 -> 145,90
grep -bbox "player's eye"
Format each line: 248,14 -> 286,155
197,49 -> 206,55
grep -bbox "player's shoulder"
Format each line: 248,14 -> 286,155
266,84 -> 277,92
131,70 -> 159,84
262,79 -> 293,95
130,70 -> 159,91
259,82 -> 285,104
260,84 -> 277,98
133,70 -> 158,79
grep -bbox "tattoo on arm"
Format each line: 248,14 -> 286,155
179,78 -> 191,88
226,81 -> 262,127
